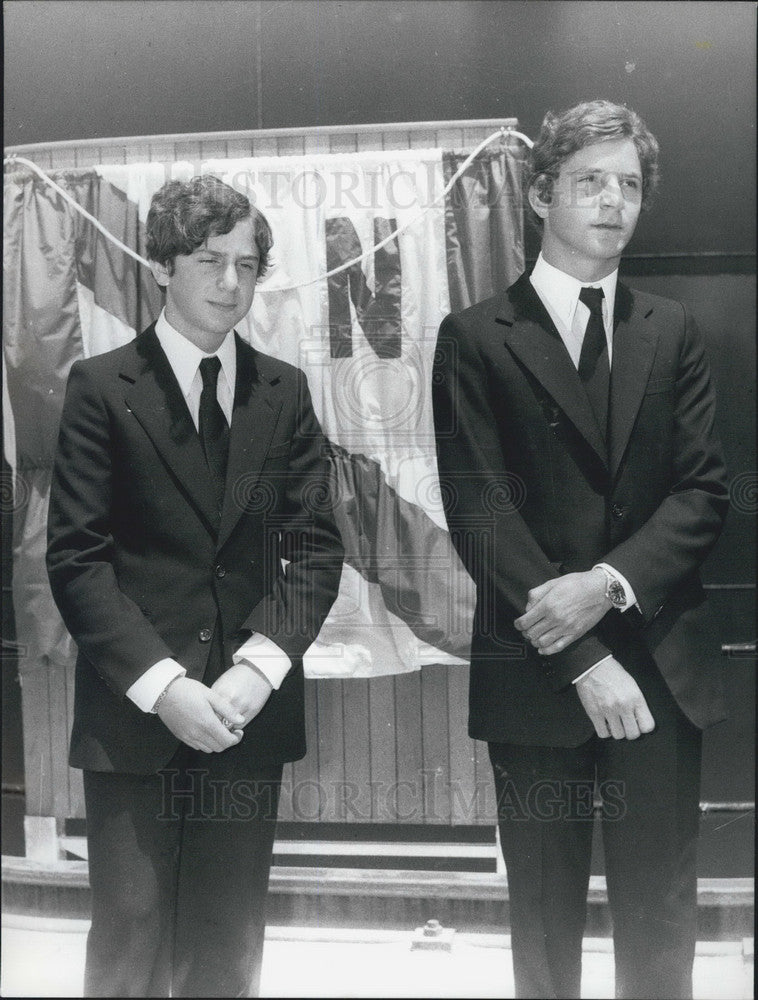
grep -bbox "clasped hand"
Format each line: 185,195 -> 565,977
514,570 -> 655,740
514,569 -> 609,655
156,664 -> 273,753
575,657 -> 655,740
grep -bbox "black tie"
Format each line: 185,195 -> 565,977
198,356 -> 229,510
578,286 -> 610,438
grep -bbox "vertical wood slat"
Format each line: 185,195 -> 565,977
447,662 -> 477,824
28,150 -> 53,170
226,137 -> 254,159
274,136 -> 306,157
394,671 -> 424,824
328,132 -> 358,155
249,135 -> 278,157
435,128 -> 465,151
420,664 -> 451,824
147,141 -> 178,164
277,763 -> 295,821
356,131 -> 378,153
176,141 -> 204,174
125,143 -> 150,164
65,663 -> 85,819
473,737 -> 494,826
367,675 -> 396,821
48,660 -> 71,821
285,677 -> 321,822
19,661 -> 54,818
409,130 -> 436,150
51,148 -> 78,170
315,678 -> 345,820
97,145 -> 126,165
199,138 -> 228,161
302,131 -> 326,155
341,677 -> 372,823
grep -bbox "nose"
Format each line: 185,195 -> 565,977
218,261 -> 239,292
599,175 -> 624,207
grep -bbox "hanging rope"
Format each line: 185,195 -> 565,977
3,128 -> 533,293
3,154 -> 149,266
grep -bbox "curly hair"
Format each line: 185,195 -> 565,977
146,175 -> 273,277
525,100 -> 660,228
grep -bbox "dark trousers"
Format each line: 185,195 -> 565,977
83,743 -> 282,998
489,653 -> 702,1000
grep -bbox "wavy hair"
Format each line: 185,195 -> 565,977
525,100 -> 660,228
146,175 -> 273,277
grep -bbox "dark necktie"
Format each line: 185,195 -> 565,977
198,356 -> 229,510
578,286 -> 610,439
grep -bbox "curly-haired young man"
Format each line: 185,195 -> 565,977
48,175 -> 343,997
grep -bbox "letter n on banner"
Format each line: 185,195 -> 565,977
326,217 -> 401,359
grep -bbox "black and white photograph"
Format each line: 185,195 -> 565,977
2,2 -> 755,997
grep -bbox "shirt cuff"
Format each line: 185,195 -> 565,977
594,562 -> 638,612
572,653 -> 614,685
126,658 -> 187,712
233,633 -> 291,690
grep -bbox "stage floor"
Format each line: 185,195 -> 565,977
1,915 -> 753,998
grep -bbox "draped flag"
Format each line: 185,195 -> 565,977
3,144 -> 524,680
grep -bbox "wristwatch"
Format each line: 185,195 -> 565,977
596,565 -> 627,610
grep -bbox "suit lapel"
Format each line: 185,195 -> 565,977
123,327 -> 220,535
608,282 -> 659,478
217,336 -> 283,549
498,273 -> 609,468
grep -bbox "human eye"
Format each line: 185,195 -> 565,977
620,177 -> 642,200
577,171 -> 602,195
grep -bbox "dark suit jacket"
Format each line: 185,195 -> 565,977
47,325 -> 343,773
432,273 -> 729,747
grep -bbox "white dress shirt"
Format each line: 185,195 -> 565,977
529,255 -> 638,682
126,310 -> 291,713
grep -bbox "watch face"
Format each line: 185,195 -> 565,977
608,580 -> 626,607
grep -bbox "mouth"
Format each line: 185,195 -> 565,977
208,301 -> 238,310
592,222 -> 623,231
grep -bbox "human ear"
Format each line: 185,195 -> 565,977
149,259 -> 172,288
528,175 -> 552,219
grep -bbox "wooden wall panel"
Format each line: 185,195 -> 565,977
276,665 -> 490,829
6,119 -> 518,172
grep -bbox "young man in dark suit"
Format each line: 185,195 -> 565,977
47,175 -> 343,997
432,101 -> 728,999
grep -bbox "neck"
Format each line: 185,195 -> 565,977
164,306 -> 228,354
540,249 -> 619,284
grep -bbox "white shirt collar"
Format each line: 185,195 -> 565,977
155,309 -> 236,399
530,253 -> 618,331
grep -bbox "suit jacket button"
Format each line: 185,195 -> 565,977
611,503 -> 626,520
199,628 -> 213,643
214,564 -> 226,579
